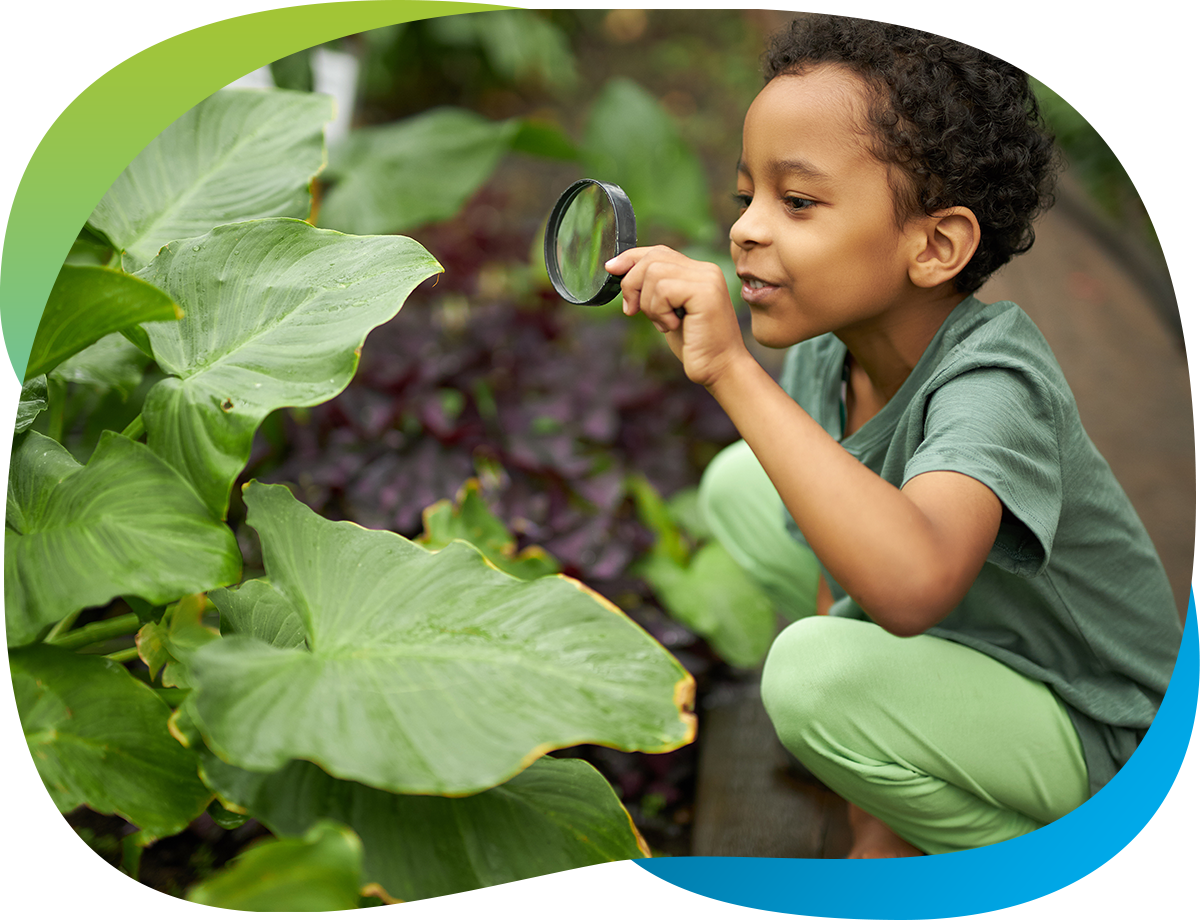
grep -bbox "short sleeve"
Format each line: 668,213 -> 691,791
903,365 -> 1063,577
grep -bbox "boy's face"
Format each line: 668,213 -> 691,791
731,66 -> 923,348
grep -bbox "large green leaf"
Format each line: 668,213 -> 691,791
583,78 -> 717,243
17,47 -> 96,185
187,821 -> 364,911
88,88 -> 333,271
5,431 -> 80,538
135,218 -> 441,519
15,376 -> 47,434
25,264 -> 179,381
319,108 -> 523,235
216,578 -> 307,650
511,119 -> 579,161
4,430 -> 241,646
187,482 -> 695,794
201,754 -> 646,902
50,332 -> 150,400
11,643 -> 212,839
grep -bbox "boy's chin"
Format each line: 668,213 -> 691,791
748,316 -> 812,350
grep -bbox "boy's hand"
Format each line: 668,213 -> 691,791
605,246 -> 747,388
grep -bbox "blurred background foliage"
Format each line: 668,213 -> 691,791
58,10 -> 1162,882
14,8 -> 1185,277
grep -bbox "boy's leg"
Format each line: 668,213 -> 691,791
699,440 -> 820,621
760,616 -> 1090,854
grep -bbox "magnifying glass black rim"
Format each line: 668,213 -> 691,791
544,178 -> 637,306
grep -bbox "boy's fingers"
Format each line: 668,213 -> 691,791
604,249 -> 643,275
619,270 -> 643,314
645,278 -> 691,331
611,247 -> 696,322
606,245 -> 686,275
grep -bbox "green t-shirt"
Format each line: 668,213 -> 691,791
777,295 -> 1183,795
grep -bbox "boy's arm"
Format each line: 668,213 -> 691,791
608,246 -> 1002,637
709,353 -> 1001,636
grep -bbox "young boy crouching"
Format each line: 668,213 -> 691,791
606,14 -> 1183,857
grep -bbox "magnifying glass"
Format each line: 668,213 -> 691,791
544,179 -> 687,318
543,178 -> 636,306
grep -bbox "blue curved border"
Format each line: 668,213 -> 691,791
7,5 -> 1190,911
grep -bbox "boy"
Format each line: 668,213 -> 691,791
604,15 -> 1183,858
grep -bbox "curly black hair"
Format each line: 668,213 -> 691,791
763,15 -> 1059,293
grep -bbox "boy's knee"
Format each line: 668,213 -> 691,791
760,617 -> 867,753
761,619 -> 830,745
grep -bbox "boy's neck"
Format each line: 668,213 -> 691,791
839,290 -> 967,435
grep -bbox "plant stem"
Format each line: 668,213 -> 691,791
105,646 -> 141,663
44,608 -> 84,642
121,414 -> 146,441
46,376 -> 67,443
15,839 -> 124,911
48,612 -> 141,650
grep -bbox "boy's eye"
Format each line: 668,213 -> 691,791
731,192 -> 814,214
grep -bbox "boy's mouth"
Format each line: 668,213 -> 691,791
738,273 -> 779,304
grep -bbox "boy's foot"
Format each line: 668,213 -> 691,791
846,803 -> 924,858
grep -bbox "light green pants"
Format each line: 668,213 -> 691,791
699,441 -> 1090,854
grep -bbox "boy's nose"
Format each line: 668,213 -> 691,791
730,208 -> 767,251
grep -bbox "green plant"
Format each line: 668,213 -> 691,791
8,86 -> 695,904
317,105 -> 576,237
581,78 -> 718,245
186,821 -> 365,910
629,476 -> 782,670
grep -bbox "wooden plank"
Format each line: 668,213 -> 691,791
690,675 -> 849,858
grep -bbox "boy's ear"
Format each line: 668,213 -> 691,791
908,207 -> 980,289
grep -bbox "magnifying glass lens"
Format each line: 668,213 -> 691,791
544,179 -> 636,306
556,184 -> 617,301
